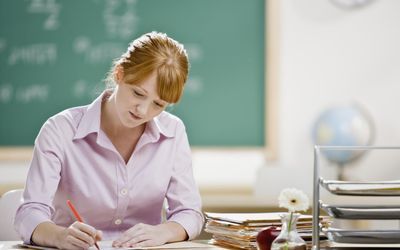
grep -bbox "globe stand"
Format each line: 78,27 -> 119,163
337,163 -> 346,181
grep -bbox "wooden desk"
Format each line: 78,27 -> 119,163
3,240 -> 400,250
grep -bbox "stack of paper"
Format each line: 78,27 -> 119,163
204,212 -> 331,250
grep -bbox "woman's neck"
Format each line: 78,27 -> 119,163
100,92 -> 145,138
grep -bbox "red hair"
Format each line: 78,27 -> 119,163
108,32 -> 189,103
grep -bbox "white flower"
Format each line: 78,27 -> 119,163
278,188 -> 309,212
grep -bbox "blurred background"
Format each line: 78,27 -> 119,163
1,0 -> 400,220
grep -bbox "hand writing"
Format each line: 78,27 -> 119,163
55,221 -> 102,249
112,223 -> 171,248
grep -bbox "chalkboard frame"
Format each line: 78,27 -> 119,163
0,0 -> 279,161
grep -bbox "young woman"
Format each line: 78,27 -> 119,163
15,32 -> 204,249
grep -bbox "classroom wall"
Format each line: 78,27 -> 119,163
1,0 -> 400,209
255,0 -> 400,201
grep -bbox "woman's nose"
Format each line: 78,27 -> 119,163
136,102 -> 149,116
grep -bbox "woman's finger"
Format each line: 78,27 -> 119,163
73,221 -> 98,239
113,224 -> 145,246
66,234 -> 91,249
69,225 -> 95,246
122,233 -> 150,247
135,239 -> 157,248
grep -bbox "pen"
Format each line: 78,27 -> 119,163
67,200 -> 101,250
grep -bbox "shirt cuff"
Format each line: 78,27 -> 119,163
167,210 -> 204,240
18,208 -> 53,243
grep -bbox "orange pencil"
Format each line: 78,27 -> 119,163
67,200 -> 101,250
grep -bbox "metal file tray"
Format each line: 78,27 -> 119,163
320,179 -> 400,196
324,228 -> 400,244
321,204 -> 400,219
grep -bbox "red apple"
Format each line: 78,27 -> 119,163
256,226 -> 280,250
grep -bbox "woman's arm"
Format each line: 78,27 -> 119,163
14,118 -> 65,243
15,116 -> 102,249
159,221 -> 188,242
163,122 -> 204,239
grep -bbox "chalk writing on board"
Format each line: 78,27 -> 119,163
73,80 -> 87,98
103,0 -> 138,39
184,44 -> 203,95
0,84 -> 48,103
8,44 -> 57,65
185,44 -> 203,61
73,37 -> 124,64
0,84 -> 13,103
16,84 -> 49,103
186,77 -> 203,95
27,0 -> 61,31
73,80 -> 103,99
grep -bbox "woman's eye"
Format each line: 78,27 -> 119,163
154,102 -> 164,108
133,90 -> 144,97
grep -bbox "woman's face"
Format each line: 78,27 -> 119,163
113,72 -> 168,129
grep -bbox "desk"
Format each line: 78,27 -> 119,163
3,241 -> 400,250
0,241 -> 228,250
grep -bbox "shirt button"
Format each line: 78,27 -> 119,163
114,219 -> 122,225
120,188 -> 128,196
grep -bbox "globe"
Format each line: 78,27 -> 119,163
311,104 -> 374,169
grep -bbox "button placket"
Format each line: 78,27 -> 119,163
113,159 -> 129,228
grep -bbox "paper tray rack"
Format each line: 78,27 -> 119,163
312,146 -> 400,250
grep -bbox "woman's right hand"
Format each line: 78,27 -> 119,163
32,221 -> 102,250
54,221 -> 102,249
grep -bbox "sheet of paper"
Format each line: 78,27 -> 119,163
205,212 -> 314,224
123,241 -> 218,249
19,244 -> 57,250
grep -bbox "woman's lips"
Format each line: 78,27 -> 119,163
129,111 -> 142,120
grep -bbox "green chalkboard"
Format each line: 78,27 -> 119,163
0,0 -> 266,147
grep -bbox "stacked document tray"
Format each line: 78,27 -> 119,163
321,179 -> 400,244
312,146 -> 400,249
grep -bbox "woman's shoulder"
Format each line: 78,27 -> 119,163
155,111 -> 186,132
41,105 -> 89,136
49,105 -> 87,124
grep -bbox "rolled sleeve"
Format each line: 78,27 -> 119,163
165,123 -> 204,240
168,210 -> 204,240
15,204 -> 53,243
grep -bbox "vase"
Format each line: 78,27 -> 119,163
271,213 -> 307,250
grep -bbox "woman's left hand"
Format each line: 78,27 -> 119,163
112,223 -> 175,248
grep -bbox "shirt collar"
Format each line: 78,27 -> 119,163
74,92 -> 175,141
73,92 -> 105,140
145,113 -> 175,142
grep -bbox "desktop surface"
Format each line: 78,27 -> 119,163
2,241 -> 400,250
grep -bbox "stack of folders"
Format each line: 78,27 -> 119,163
204,212 -> 331,250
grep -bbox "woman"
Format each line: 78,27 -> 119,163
15,32 -> 204,249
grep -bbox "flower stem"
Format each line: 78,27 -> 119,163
288,212 -> 293,233
283,212 -> 293,250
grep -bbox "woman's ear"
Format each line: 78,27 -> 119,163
114,65 -> 124,84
